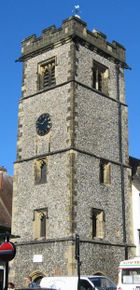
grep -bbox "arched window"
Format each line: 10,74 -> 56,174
40,212 -> 46,237
40,160 -> 46,182
35,158 -> 47,184
43,62 -> 55,88
38,58 -> 56,90
100,160 -> 111,185
33,208 -> 48,239
91,208 -> 105,239
28,271 -> 45,287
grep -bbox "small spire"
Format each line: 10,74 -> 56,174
72,4 -> 81,19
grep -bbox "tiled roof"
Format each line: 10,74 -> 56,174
129,156 -> 140,176
129,156 -> 140,191
0,168 -> 13,230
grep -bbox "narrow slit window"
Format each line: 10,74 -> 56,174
91,208 -> 105,239
100,160 -> 111,185
33,208 -> 48,239
35,158 -> 47,185
40,212 -> 46,237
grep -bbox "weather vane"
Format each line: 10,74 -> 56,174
72,4 -> 81,18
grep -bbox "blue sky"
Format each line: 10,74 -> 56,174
0,0 -> 140,175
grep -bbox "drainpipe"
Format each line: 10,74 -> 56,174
116,64 -> 128,259
75,234 -> 81,290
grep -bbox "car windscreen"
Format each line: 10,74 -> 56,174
89,277 -> 116,289
89,277 -> 101,288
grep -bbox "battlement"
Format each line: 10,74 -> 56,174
20,16 -> 126,65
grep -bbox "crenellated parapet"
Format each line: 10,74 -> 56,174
19,16 -> 127,66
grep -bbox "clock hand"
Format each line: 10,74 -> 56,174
40,118 -> 47,125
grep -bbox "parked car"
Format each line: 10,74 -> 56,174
16,288 -> 57,290
88,276 -> 117,290
40,275 -> 117,290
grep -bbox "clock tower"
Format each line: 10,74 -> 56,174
11,17 -> 134,286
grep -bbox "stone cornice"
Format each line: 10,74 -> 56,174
14,236 -> 135,249
14,146 -> 130,169
19,80 -> 128,107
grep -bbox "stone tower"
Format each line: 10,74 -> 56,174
11,17 -> 134,286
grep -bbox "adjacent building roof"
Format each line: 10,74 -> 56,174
0,166 -> 13,231
129,156 -> 140,191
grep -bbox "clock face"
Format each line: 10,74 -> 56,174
36,113 -> 52,136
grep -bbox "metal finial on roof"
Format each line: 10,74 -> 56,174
72,4 -> 80,19
0,166 -> 7,172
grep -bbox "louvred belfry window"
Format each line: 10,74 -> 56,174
43,62 -> 55,87
38,58 -> 56,90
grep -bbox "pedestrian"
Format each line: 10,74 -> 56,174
25,276 -> 36,288
8,282 -> 15,290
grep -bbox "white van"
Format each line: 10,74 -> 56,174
40,275 -> 116,290
117,257 -> 140,290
